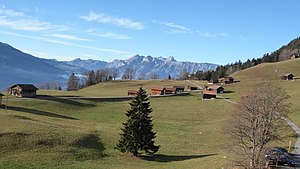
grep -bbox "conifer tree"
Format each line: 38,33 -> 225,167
116,87 -> 159,156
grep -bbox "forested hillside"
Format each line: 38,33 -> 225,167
191,37 -> 300,81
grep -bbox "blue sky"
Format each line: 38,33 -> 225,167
0,0 -> 299,65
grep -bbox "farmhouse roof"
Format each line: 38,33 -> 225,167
128,90 -> 138,93
208,85 -> 223,90
10,84 -> 39,90
151,86 -> 165,91
0,93 -> 4,96
165,87 -> 176,91
202,90 -> 217,95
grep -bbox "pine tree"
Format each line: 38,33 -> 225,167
116,87 -> 159,156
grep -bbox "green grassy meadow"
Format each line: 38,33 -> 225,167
1,59 -> 300,168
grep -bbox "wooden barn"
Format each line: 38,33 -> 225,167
165,87 -> 176,95
202,90 -> 217,100
128,90 -> 138,96
206,85 -> 224,94
173,86 -> 185,93
220,76 -> 235,84
281,73 -> 294,80
188,85 -> 199,91
0,93 -> 4,105
150,86 -> 166,95
10,84 -> 38,97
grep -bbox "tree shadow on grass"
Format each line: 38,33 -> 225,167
35,95 -> 95,107
140,153 -> 217,162
6,105 -> 78,120
71,133 -> 106,160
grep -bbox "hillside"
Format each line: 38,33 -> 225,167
232,58 -> 300,82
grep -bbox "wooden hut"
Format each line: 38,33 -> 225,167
188,85 -> 199,91
128,90 -> 138,96
202,90 -> 217,100
150,86 -> 166,95
165,87 -> 176,95
173,86 -> 185,93
281,73 -> 294,80
10,84 -> 38,97
0,93 -> 4,105
220,76 -> 235,84
206,85 -> 224,94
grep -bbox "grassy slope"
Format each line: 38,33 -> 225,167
231,58 -> 300,127
1,59 -> 300,169
0,93 -> 235,169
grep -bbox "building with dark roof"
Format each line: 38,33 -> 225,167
10,84 -> 38,97
281,73 -> 294,80
0,93 -> 4,105
202,90 -> 217,100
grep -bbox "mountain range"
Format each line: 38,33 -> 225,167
0,42 -> 218,90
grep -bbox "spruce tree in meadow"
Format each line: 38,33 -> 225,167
116,87 -> 159,156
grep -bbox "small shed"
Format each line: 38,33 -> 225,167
202,90 -> 217,100
150,86 -> 166,95
188,85 -> 199,91
128,90 -> 138,96
173,86 -> 185,93
281,73 -> 294,80
165,87 -> 176,95
206,85 -> 224,94
10,84 -> 38,97
220,76 -> 234,84
0,93 -> 4,105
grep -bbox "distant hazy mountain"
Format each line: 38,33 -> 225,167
65,58 -> 108,70
0,41 -> 218,90
65,55 -> 218,79
0,42 -> 81,90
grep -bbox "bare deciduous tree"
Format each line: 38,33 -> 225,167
111,68 -> 119,80
122,68 -> 134,80
228,83 -> 290,168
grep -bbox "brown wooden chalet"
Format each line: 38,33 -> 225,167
202,90 -> 217,100
128,90 -> 138,96
188,85 -> 199,91
150,86 -> 166,95
281,73 -> 294,80
173,86 -> 185,93
222,76 -> 235,84
291,54 -> 299,59
10,84 -> 38,97
0,93 -> 4,105
165,87 -> 176,95
206,85 -> 224,94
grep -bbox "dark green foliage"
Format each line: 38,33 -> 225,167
191,37 -> 300,81
116,87 -> 159,156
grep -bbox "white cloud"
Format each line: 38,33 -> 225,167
197,31 -> 229,38
46,33 -> 91,41
0,30 -> 130,55
0,6 -> 68,32
80,11 -> 144,30
86,28 -> 131,40
153,20 -> 190,34
95,32 -> 131,40
0,5 -> 24,17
